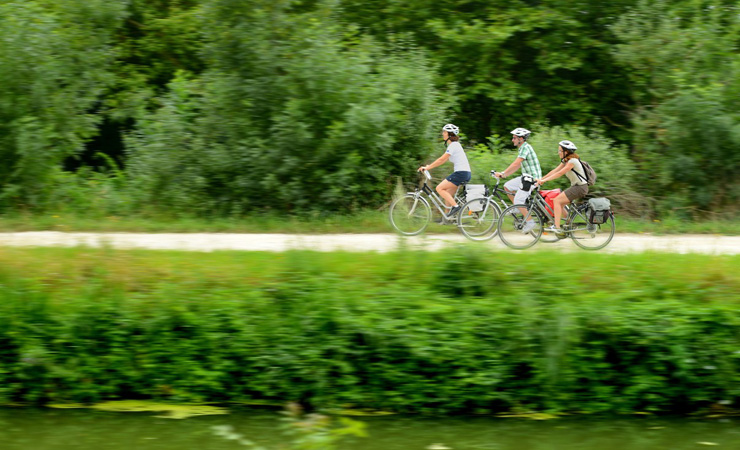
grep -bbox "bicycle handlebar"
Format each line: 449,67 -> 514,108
489,169 -> 501,187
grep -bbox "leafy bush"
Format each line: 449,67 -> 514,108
0,0 -> 128,209
125,1 -> 446,215
34,159 -> 129,217
0,247 -> 737,415
613,0 -> 740,216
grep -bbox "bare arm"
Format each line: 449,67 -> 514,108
418,152 -> 451,172
538,161 -> 572,184
494,157 -> 524,178
542,162 -> 566,180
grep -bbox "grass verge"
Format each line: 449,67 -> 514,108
0,247 -> 738,414
0,211 -> 737,235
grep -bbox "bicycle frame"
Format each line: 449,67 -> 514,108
412,172 -> 465,219
389,170 -> 467,236
458,171 -> 510,215
487,173 -> 510,211
564,203 -> 595,234
521,188 -> 557,225
497,184 -> 615,250
454,171 -> 509,241
524,190 -> 599,238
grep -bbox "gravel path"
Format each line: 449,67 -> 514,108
0,231 -> 738,254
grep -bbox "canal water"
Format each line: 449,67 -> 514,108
0,407 -> 737,450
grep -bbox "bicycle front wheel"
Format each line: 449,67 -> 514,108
567,209 -> 615,250
539,216 -> 562,243
498,204 -> 544,250
458,198 -> 501,241
389,194 -> 432,236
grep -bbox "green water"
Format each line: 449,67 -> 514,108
0,407 -> 737,450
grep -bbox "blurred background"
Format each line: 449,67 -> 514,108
0,2 -> 739,447
0,0 -> 737,223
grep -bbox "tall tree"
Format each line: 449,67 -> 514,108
0,0 -> 128,207
125,0 -> 446,214
337,0 -> 639,142
612,0 -> 740,213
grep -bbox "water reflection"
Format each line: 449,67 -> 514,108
0,407 -> 737,450
351,415 -> 740,450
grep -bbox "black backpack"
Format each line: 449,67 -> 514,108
574,160 -> 596,186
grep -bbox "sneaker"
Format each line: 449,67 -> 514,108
448,206 -> 461,217
520,220 -> 536,234
543,225 -> 562,234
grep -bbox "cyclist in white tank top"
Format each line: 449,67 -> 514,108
418,124 -> 472,218
536,140 -> 590,233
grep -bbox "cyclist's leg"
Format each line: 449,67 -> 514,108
559,185 -> 588,228
436,179 -> 458,208
503,177 -> 521,204
513,181 -> 535,218
438,171 -> 471,210
551,193 -> 570,228
504,176 -> 534,216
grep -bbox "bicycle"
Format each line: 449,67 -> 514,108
388,170 -> 467,236
498,185 -> 615,250
457,171 -> 561,243
455,170 -> 507,241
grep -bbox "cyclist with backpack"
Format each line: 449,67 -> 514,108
418,123 -> 471,218
493,127 -> 542,234
536,140 -> 588,233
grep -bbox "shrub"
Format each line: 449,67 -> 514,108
0,248 -> 737,414
124,1 -> 446,215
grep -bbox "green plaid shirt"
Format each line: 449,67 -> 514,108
517,142 -> 542,179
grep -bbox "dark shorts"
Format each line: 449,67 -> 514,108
446,171 -> 472,186
564,184 -> 588,202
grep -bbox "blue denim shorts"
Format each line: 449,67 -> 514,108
445,171 -> 472,186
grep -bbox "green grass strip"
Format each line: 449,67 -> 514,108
0,247 -> 738,415
0,211 -> 738,234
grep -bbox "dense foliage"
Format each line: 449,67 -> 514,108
125,0 -> 444,214
0,0 -> 127,207
0,247 -> 737,414
0,0 -> 737,217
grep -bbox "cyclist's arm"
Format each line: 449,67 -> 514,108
540,161 -> 573,183
542,162 -> 566,179
496,157 -> 524,178
420,152 -> 451,172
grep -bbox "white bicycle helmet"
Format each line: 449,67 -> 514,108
510,127 -> 531,139
442,123 -> 459,136
559,140 -> 577,151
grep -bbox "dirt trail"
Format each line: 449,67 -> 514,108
0,231 -> 738,254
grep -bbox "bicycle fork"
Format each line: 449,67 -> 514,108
407,192 -> 422,217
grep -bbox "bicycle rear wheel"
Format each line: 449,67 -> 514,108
457,198 -> 501,241
498,204 -> 544,249
566,208 -> 615,250
389,194 -> 432,236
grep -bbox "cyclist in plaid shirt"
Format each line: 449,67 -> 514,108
494,128 -> 543,234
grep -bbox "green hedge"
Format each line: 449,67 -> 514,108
0,247 -> 738,414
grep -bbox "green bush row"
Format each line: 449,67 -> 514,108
0,247 -> 738,414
